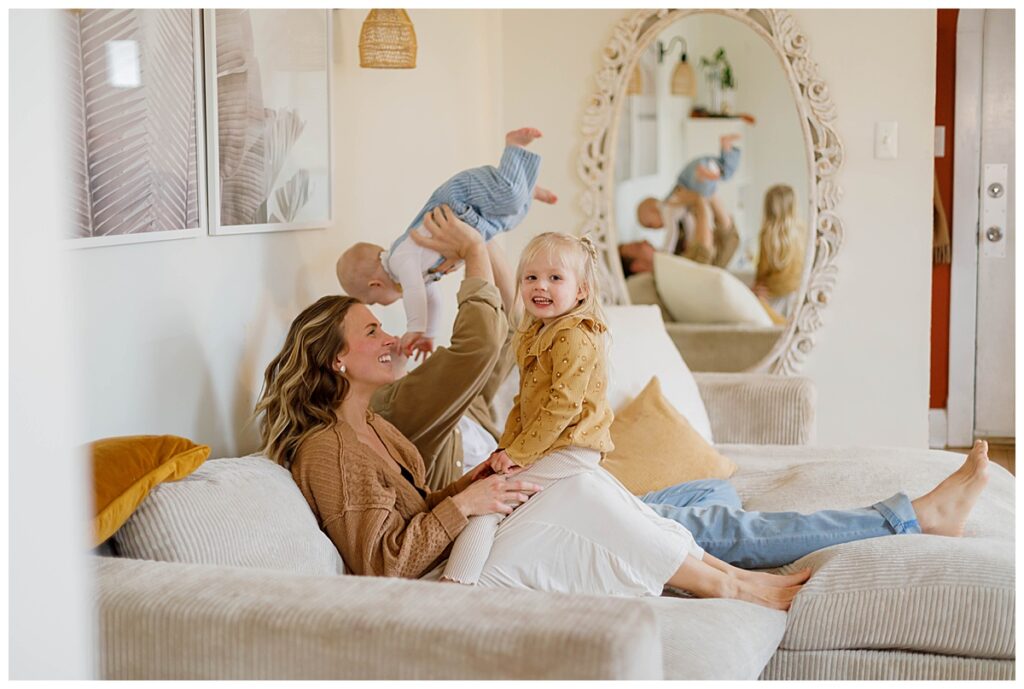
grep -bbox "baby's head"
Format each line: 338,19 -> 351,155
636,197 -> 664,229
516,232 -> 605,325
336,243 -> 401,305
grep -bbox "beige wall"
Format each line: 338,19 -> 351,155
500,9 -> 936,446
67,10 -> 503,455
63,9 -> 935,455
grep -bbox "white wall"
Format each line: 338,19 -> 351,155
500,9 -> 935,447
67,10 -> 503,456
10,10 -> 95,679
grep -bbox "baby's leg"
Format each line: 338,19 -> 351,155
506,127 -> 543,148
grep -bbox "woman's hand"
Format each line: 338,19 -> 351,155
452,473 -> 542,517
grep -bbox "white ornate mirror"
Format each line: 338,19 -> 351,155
579,9 -> 843,374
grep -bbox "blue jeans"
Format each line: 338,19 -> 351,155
641,479 -> 921,569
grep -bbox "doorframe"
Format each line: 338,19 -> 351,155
946,9 -> 984,448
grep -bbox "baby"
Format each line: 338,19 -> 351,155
636,133 -> 742,231
336,127 -> 556,359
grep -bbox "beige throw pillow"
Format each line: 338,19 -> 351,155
654,252 -> 773,326
601,377 -> 736,495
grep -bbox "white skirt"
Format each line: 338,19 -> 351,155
466,447 -> 702,597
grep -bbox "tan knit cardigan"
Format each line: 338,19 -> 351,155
291,414 -> 468,578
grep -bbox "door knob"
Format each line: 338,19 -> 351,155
986,226 -> 1003,242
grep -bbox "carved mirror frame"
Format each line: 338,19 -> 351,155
578,8 -> 844,374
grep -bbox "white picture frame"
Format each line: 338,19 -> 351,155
204,9 -> 333,236
66,8 -> 207,248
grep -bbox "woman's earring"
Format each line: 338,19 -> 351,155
338,364 -> 347,375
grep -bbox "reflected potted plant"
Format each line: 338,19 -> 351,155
699,47 -> 736,115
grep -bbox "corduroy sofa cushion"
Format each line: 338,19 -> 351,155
91,434 -> 210,546
114,455 -> 345,576
723,445 -> 1016,661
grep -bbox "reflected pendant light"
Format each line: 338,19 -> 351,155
359,9 -> 417,69
627,65 -> 643,95
671,53 -> 697,98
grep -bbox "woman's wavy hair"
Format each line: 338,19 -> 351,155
514,232 -> 607,336
759,184 -> 805,272
255,295 -> 359,468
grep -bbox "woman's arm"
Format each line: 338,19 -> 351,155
372,207 -> 508,483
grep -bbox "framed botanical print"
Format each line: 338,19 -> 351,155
66,8 -> 207,247
204,9 -> 333,235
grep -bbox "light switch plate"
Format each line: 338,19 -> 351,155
935,125 -> 946,157
875,121 -> 898,160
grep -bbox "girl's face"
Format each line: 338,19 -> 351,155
520,254 -> 586,322
336,304 -> 400,389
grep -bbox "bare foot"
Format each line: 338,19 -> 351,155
735,567 -> 811,589
727,578 -> 803,611
533,186 -> 558,204
911,440 -> 990,537
720,133 -> 742,150
506,127 -> 543,147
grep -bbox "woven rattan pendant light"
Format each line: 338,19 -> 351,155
670,57 -> 697,98
359,9 -> 417,69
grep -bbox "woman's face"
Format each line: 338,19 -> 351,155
336,304 -> 399,389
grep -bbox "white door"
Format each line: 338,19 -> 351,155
974,9 -> 1015,438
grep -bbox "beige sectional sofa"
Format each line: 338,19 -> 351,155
93,373 -> 1015,680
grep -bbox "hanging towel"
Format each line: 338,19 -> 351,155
933,171 -> 951,265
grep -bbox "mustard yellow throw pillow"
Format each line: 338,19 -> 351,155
601,377 -> 736,495
91,435 -> 209,546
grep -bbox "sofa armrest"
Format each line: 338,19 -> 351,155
694,372 -> 816,445
95,557 -> 662,680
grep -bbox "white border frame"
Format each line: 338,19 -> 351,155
67,8 -> 207,249
204,9 -> 333,236
947,9 -> 985,447
579,9 -> 845,374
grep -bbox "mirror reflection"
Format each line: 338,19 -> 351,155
613,12 -> 810,371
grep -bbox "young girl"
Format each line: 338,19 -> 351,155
441,232 -> 810,609
753,184 -> 806,317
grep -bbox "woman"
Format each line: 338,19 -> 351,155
254,278 -> 811,609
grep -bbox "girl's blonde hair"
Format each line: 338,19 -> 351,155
255,295 -> 359,469
515,232 -> 606,333
759,184 -> 805,272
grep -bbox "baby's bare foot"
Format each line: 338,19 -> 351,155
720,133 -> 742,150
736,567 -> 811,589
506,127 -> 543,147
533,186 -> 558,204
912,440 -> 990,537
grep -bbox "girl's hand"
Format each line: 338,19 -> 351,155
465,449 -> 520,485
487,449 -> 519,475
452,474 -> 542,517
400,331 -> 426,357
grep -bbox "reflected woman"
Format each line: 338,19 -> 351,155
753,184 -> 806,318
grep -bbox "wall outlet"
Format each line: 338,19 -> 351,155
875,121 -> 898,160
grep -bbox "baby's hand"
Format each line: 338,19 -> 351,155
410,336 -> 434,362
400,331 -> 425,357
